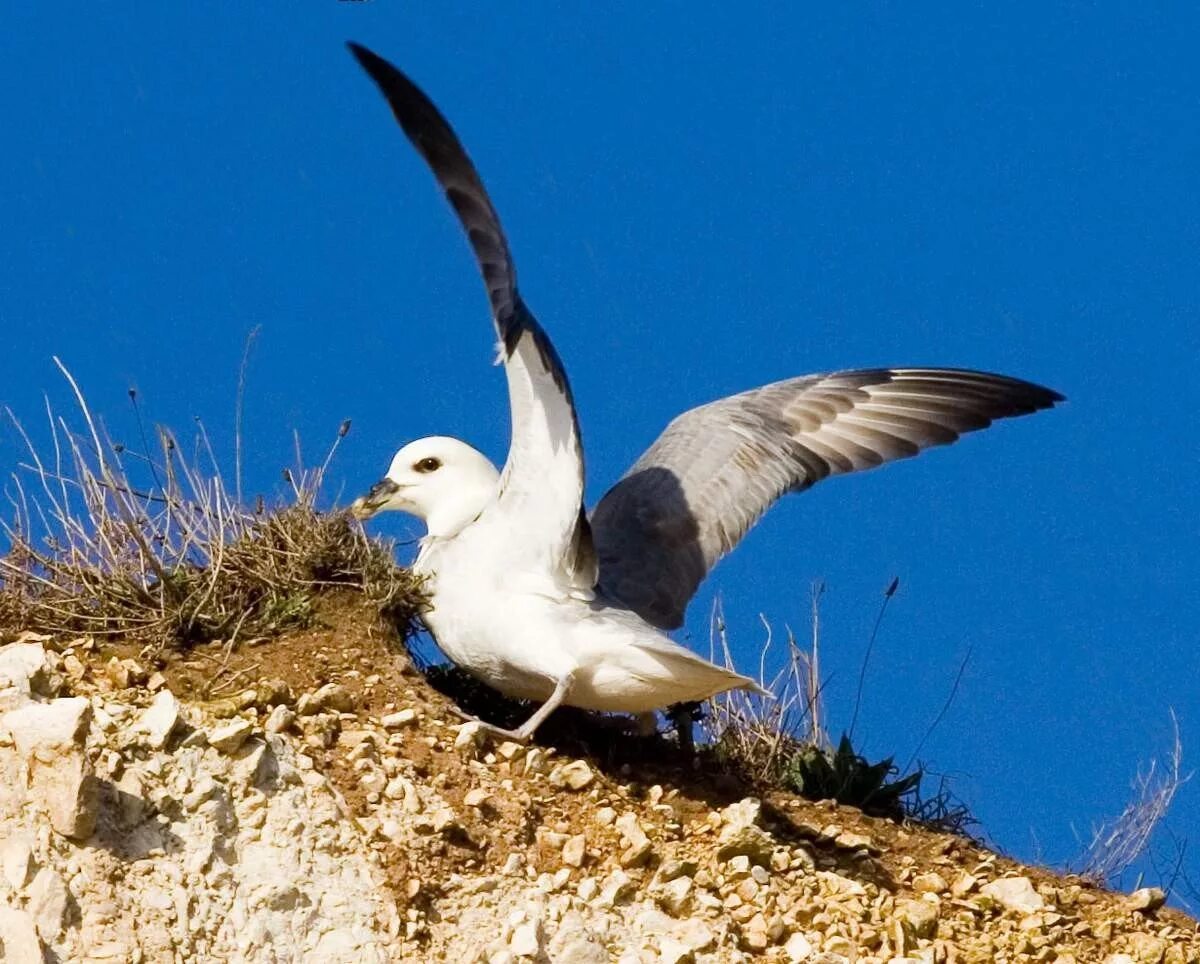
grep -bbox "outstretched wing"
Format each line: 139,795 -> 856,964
591,368 -> 1062,629
349,44 -> 595,589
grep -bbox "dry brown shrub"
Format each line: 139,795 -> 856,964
0,361 -> 425,652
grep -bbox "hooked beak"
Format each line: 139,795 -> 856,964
349,478 -> 401,521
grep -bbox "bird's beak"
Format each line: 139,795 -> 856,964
349,478 -> 401,521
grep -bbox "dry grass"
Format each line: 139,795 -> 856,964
0,361 -> 425,652
702,588 -> 975,830
702,594 -> 826,785
1076,711 -> 1190,886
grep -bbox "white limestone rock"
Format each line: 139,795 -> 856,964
208,718 -> 254,754
1,834 -> 35,890
138,690 -> 182,749
2,696 -> 96,839
26,866 -> 69,942
0,642 -> 50,710
980,876 -> 1045,914
716,797 -> 775,864
0,905 -> 44,964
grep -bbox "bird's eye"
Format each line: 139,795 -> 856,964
414,457 -> 442,473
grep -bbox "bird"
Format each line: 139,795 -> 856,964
345,43 -> 1062,744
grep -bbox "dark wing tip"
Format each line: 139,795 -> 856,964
888,368 -> 1065,413
347,41 -> 520,333
346,43 -> 408,104
345,42 -> 449,148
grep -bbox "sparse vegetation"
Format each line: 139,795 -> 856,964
1075,711 -> 1191,889
0,367 -> 1183,885
0,362 -> 425,653
701,593 -> 973,831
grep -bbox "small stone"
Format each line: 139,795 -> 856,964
0,906 -> 43,964
741,913 -> 770,950
554,929 -> 608,964
264,704 -> 295,734
562,834 -> 587,868
256,678 -> 292,706
951,872 -> 978,897
296,692 -> 321,716
1125,886 -> 1167,914
896,898 -> 938,940
597,869 -> 635,907
313,682 -> 354,713
1,835 -> 34,890
594,806 -> 617,826
833,830 -> 876,852
726,854 -> 752,877
656,876 -> 693,916
1126,933 -> 1167,962
783,931 -> 814,962
980,876 -> 1045,914
716,797 -> 774,865
620,841 -> 652,868
616,812 -> 650,848
657,936 -> 694,964
551,760 -> 596,791
454,721 -> 486,750
657,858 -> 697,882
510,921 -> 542,957
207,718 -> 254,753
464,788 -> 491,808
382,708 -> 418,729
138,690 -> 181,748
913,871 -> 948,894
207,698 -> 241,719
0,642 -> 50,709
26,867 -> 69,941
675,919 -> 715,952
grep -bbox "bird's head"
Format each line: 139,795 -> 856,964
350,436 -> 500,538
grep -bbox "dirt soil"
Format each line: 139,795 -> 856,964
44,592 -> 1199,962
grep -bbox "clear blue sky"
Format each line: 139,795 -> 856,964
3,6 -> 1197,895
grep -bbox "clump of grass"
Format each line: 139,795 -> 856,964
1075,711 -> 1190,887
703,588 -> 975,831
0,360 -> 425,653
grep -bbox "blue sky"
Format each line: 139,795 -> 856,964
3,6 -> 1197,895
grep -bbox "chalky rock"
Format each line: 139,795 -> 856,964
2,696 -> 97,839
0,642 -> 50,710
980,876 -> 1045,914
715,797 -> 775,865
137,690 -> 181,749
26,866 -> 70,941
0,905 -> 44,964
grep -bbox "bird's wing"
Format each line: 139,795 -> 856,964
591,368 -> 1062,628
350,44 -> 595,590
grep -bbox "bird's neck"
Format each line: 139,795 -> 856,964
424,482 -> 494,540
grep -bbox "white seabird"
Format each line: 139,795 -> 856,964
346,44 -> 1063,743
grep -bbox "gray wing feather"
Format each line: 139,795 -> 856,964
591,368 -> 1062,629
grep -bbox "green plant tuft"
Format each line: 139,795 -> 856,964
783,733 -> 922,820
